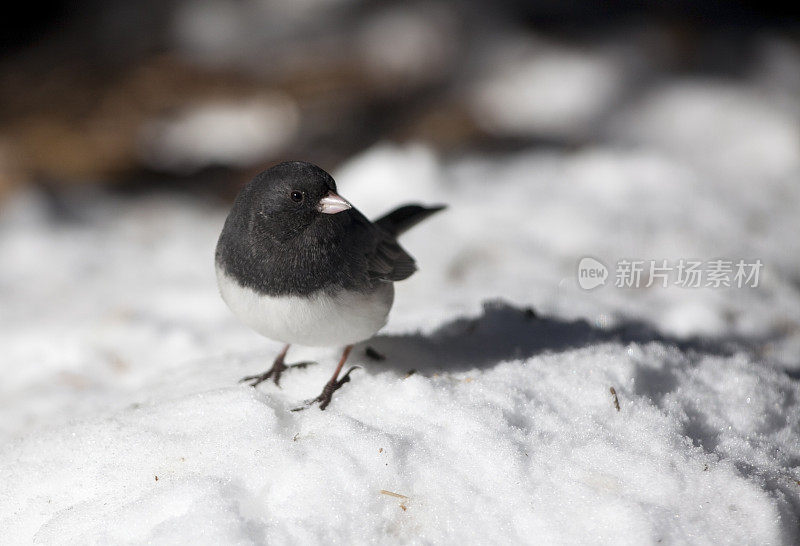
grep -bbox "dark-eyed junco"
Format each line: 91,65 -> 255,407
216,161 -> 444,410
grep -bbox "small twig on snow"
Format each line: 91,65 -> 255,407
610,387 -> 621,411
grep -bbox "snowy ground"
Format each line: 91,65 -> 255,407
3,76 -> 800,542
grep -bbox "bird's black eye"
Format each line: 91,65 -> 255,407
290,191 -> 303,203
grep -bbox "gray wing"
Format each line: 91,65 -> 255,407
356,203 -> 445,283
366,232 -> 417,282
345,208 -> 417,283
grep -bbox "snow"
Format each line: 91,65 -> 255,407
139,96 -> 299,173
468,38 -> 626,139
357,4 -> 457,87
2,81 -> 800,541
611,80 -> 800,180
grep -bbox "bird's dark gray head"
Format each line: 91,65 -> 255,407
235,161 -> 353,243
216,160 -> 370,295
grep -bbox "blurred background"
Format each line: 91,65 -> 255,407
1,0 -> 798,198
2,0 -> 800,436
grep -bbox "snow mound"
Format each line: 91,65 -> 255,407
3,314 -> 798,543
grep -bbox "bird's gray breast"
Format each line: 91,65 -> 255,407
215,211 -> 374,297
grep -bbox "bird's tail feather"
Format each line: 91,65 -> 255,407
375,204 -> 446,236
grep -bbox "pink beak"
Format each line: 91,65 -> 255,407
317,190 -> 352,214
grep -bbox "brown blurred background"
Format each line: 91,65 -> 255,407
0,0 -> 797,202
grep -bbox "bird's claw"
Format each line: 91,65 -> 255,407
337,365 -> 361,385
240,361 -> 317,388
291,366 -> 361,411
239,370 -> 276,388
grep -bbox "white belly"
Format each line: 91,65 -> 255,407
216,265 -> 394,347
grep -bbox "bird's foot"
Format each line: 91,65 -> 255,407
240,360 -> 317,388
291,366 -> 361,411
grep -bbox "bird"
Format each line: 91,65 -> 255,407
215,161 -> 444,410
